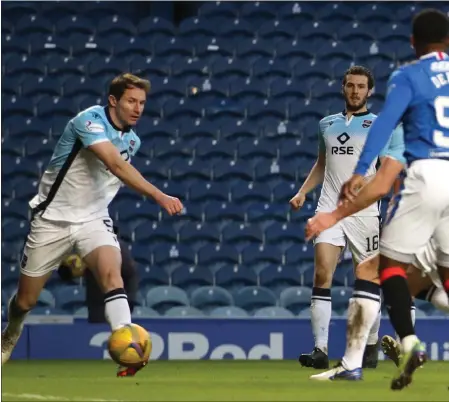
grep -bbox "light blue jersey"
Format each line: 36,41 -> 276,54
30,105 -> 141,223
317,110 -> 404,216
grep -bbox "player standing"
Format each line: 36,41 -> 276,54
1,73 -> 184,377
290,66 -> 403,370
340,9 -> 449,390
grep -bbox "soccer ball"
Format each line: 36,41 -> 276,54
107,324 -> 152,368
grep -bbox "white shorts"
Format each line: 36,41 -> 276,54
413,239 -> 442,288
381,160 -> 449,267
314,215 -> 380,265
20,215 -> 120,277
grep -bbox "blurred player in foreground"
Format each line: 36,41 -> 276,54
1,73 -> 184,376
306,157 -> 449,378
290,66 -> 403,370
338,9 -> 449,390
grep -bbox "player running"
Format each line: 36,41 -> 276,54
290,66 -> 402,370
1,73 -> 184,377
306,154 -> 449,380
339,9 -> 449,390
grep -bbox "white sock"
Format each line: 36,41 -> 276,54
402,334 -> 419,353
104,288 -> 131,331
342,280 -> 381,370
367,308 -> 381,345
427,286 -> 449,313
311,287 -> 332,354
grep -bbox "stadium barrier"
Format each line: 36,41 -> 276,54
3,318 -> 449,361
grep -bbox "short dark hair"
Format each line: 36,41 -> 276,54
108,73 -> 151,101
412,9 -> 449,46
342,65 -> 375,90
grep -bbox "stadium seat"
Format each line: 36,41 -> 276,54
189,182 -> 229,203
203,202 -> 246,222
72,39 -> 113,59
96,15 -> 137,40
284,244 -> 314,265
247,203 -> 289,224
132,306 -> 160,318
2,220 -> 30,242
30,307 -> 68,316
235,39 -> 275,63
190,286 -> 234,312
234,286 -> 277,314
153,244 -> 196,270
241,244 -> 282,267
16,15 -> 53,36
230,182 -> 271,204
265,222 -> 306,248
218,19 -> 254,41
198,2 -> 238,19
279,286 -> 312,314
178,17 -> 216,40
54,286 -> 86,313
197,244 -> 239,267
331,286 -> 353,314
213,160 -> 253,182
221,223 -> 264,247
134,222 -> 177,244
215,264 -> 258,294
240,2 -> 278,28
146,286 -> 189,314
153,139 -> 194,161
179,222 -> 220,247
171,160 -> 213,183
209,306 -> 249,318
55,15 -> 94,37
137,265 -> 170,290
259,265 -> 302,296
220,120 -> 259,141
137,16 -> 175,39
154,37 -> 194,59
164,306 -> 205,317
171,265 -> 214,295
254,306 -> 295,318
193,38 -> 235,60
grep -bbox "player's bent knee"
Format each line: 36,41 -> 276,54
314,266 -> 333,288
355,254 -> 380,284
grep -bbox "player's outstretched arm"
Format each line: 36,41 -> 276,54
89,141 -> 183,215
290,149 -> 325,210
306,157 -> 403,240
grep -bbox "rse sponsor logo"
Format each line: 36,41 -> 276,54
85,120 -> 105,133
332,132 -> 353,154
90,331 -> 284,360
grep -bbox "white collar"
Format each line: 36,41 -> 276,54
419,51 -> 449,60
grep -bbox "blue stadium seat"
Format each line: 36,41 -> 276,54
209,306 -> 249,318
36,96 -> 78,119
234,286 -> 277,314
21,76 -> 62,98
171,265 -> 214,295
29,38 -> 72,59
220,120 -> 259,141
54,286 -> 86,313
197,244 -> 239,267
240,2 -> 277,28
334,264 -> 353,287
272,182 -> 299,203
222,223 -> 263,246
88,57 -> 129,78
178,17 -> 216,40
130,244 -> 151,265
376,22 -> 409,42
254,160 -> 296,184
3,97 -> 34,118
3,200 -> 30,221
82,2 -> 125,19
218,19 -> 254,41
179,222 -> 220,247
133,160 -> 170,182
130,55 -> 170,77
2,264 -> 21,288
247,99 -> 286,121
16,15 -> 53,36
290,202 -> 316,223
189,182 -> 229,203
242,244 -> 282,267
237,138 -> 277,161
25,137 -> 56,161
153,139 -> 194,161
198,2 -> 238,19
265,222 -> 306,249
2,76 -> 23,97
171,57 -> 210,80
300,262 -> 315,287
96,15 -> 137,40
279,286 -> 312,314
193,38 -> 235,59
279,2 -> 315,24
2,137 -> 25,158
215,264 -> 257,294
30,307 -> 67,316
72,39 -> 112,59
229,77 -> 268,103
146,286 -> 189,314
190,286 -> 234,313
3,2 -> 39,22
235,39 -> 275,63
331,286 -> 352,313
337,23 -> 375,42
203,202 -> 245,222
230,182 -> 271,204
171,160 -> 212,183
63,76 -> 105,98
299,21 -> 335,41
151,77 -> 187,102
132,307 -> 160,318
55,15 -> 94,37
137,265 -> 170,290
258,20 -> 297,42
136,118 -> 177,141
153,244 -> 196,270
211,57 -> 252,80
134,222 -> 177,244
254,306 -> 295,318
154,37 -> 194,59
137,16 -> 175,40
156,181 -> 188,201
2,220 -> 29,242
2,35 -> 30,56
177,119 -> 218,142
247,203 -> 289,223
318,41 -> 354,63
213,160 -> 253,182
173,202 -> 203,223
12,178 -> 39,201
284,244 -> 314,265
165,306 -> 205,317
195,139 -> 235,161
164,98 -> 205,120
357,4 -> 393,23
259,264 -> 302,296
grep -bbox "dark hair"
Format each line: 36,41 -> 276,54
413,9 -> 449,46
342,65 -> 375,90
108,73 -> 151,101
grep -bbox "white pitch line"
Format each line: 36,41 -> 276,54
2,393 -> 124,402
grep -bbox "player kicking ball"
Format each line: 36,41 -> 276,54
290,66 -> 403,371
1,73 -> 184,377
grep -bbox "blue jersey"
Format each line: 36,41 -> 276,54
30,105 -> 141,222
317,110 -> 403,216
355,51 -> 449,175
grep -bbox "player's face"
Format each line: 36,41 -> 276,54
342,74 -> 372,111
114,87 -> 147,127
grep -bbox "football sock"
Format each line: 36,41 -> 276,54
416,285 -> 449,313
342,280 -> 381,370
380,267 -> 415,341
367,307 -> 381,346
5,294 -> 29,333
104,288 -> 131,331
311,287 -> 331,354
395,301 -> 415,343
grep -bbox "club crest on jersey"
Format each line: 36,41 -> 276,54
85,120 -> 104,133
362,120 -> 372,128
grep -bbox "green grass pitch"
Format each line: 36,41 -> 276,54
2,360 -> 449,401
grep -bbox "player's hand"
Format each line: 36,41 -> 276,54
305,212 -> 338,241
155,193 -> 184,216
339,174 -> 365,203
289,192 -> 306,210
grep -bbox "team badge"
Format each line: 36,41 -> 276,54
362,120 -> 372,128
